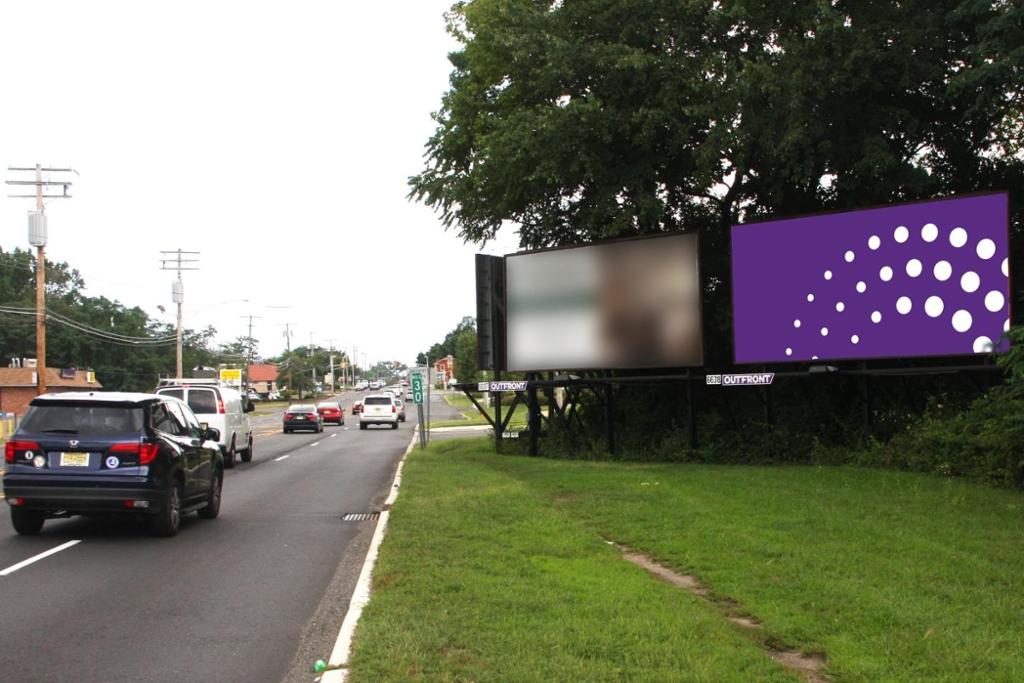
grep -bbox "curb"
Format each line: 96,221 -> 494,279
320,427 -> 418,682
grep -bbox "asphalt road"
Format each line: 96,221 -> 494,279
0,391 -> 412,683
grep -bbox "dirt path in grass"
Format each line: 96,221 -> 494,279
618,545 -> 829,683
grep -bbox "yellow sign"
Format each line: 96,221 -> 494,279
219,368 -> 243,383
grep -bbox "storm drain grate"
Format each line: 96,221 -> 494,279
341,512 -> 380,522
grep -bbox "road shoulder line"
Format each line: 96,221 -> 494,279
322,428 -> 417,681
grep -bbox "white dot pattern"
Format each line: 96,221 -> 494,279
949,227 -> 968,248
976,239 -> 996,260
952,310 -> 972,333
961,271 -> 980,293
984,291 -> 1005,313
773,208 -> 1008,362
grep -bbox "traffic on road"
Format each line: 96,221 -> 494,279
0,380 -> 420,682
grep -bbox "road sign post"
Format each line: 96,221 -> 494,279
411,371 -> 426,449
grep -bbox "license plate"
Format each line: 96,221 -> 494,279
60,452 -> 90,467
295,416 -> 306,420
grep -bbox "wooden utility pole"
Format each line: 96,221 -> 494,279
160,249 -> 200,378
6,164 -> 77,397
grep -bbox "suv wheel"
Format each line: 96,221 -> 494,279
391,422 -> 399,429
360,423 -> 367,430
198,469 -> 222,519
151,479 -> 183,537
224,440 -> 236,469
240,436 -> 253,463
11,509 -> 45,535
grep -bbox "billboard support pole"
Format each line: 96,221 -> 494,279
861,362 -> 872,442
686,372 -> 698,452
605,382 -> 615,455
494,368 -> 503,451
528,373 -> 540,456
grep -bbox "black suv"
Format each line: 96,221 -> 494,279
3,392 -> 224,537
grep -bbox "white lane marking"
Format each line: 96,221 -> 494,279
0,540 -> 81,577
274,455 -> 290,462
330,433 -> 337,438
310,442 -> 320,447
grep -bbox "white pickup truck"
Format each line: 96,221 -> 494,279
359,394 -> 399,430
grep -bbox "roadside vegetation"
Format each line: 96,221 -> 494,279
349,438 -> 1024,682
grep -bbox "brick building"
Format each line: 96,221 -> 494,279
247,364 -> 279,395
0,368 -> 102,415
434,355 -> 455,386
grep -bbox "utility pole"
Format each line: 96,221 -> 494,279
325,338 -> 337,393
6,164 -> 77,396
241,314 -> 263,389
160,249 -> 200,378
281,322 -> 295,394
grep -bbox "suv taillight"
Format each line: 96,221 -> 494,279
110,442 -> 160,465
217,398 -> 225,414
392,404 -> 397,413
5,440 -> 41,464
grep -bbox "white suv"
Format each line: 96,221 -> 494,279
155,383 -> 254,467
359,394 -> 399,429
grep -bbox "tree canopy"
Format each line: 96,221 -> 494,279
0,248 -> 223,391
413,0 -> 1022,247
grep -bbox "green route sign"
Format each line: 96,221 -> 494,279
411,373 -> 424,405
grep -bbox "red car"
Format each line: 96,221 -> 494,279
316,401 -> 345,425
351,400 -> 362,415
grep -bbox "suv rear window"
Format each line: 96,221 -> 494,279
364,397 -> 392,406
186,388 -> 218,414
20,404 -> 145,435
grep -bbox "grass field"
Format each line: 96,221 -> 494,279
430,393 -> 531,429
348,438 -> 1024,682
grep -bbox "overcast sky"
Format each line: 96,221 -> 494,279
0,0 -> 519,368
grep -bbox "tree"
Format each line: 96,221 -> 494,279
0,248 -> 221,391
453,325 -> 479,383
411,0 -> 1024,364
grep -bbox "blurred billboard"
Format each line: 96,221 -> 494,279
505,233 -> 702,371
731,192 -> 1011,364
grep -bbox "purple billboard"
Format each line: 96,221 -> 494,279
731,193 -> 1011,364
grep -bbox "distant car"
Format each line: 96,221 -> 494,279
355,381 -> 369,391
359,394 -> 399,429
268,390 -> 282,401
316,401 -> 345,425
351,400 -> 363,415
393,398 -> 406,422
2,392 -> 224,537
283,404 -> 323,433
